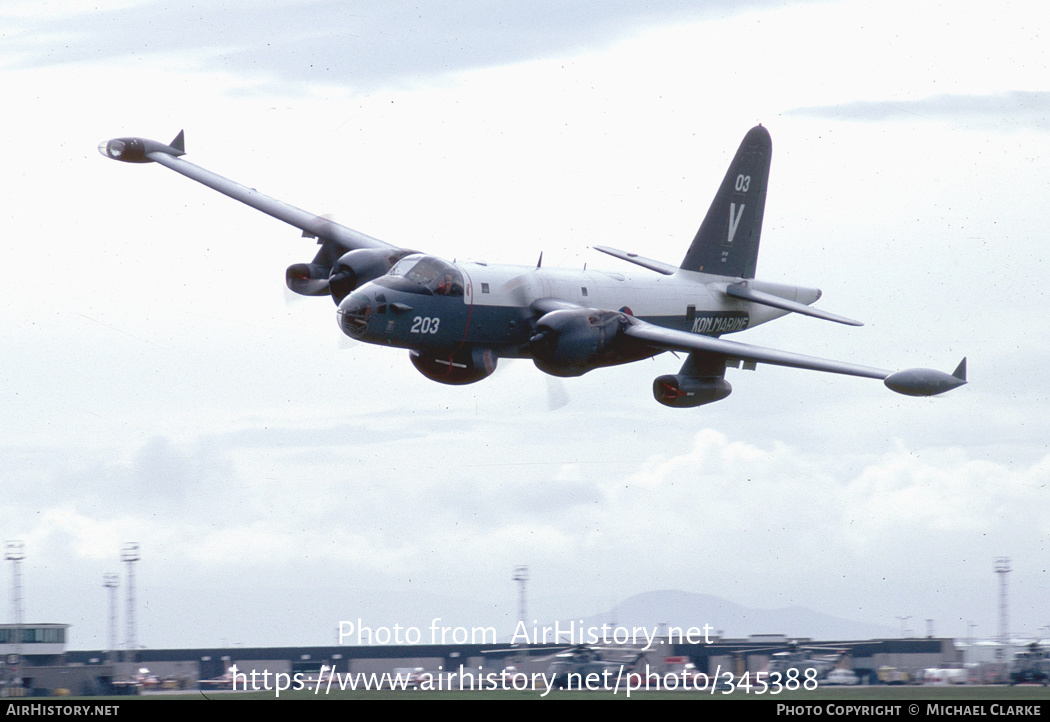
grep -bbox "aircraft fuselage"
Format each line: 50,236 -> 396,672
337,253 -> 814,361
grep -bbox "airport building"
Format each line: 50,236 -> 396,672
0,624 -> 69,666
0,625 -> 971,696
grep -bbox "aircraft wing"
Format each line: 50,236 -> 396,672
98,131 -> 398,253
623,317 -> 967,397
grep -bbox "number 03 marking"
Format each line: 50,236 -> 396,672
735,174 -> 751,192
411,316 -> 441,334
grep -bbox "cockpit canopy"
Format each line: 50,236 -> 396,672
377,254 -> 464,297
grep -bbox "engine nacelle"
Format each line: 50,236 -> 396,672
328,249 -> 407,304
286,248 -> 411,302
410,347 -> 498,385
285,262 -> 331,296
653,374 -> 732,408
530,308 -> 628,377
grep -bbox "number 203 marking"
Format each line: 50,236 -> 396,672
411,316 -> 441,334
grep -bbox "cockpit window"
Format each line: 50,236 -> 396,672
386,255 -> 464,296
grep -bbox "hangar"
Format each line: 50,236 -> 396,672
3,626 -> 965,695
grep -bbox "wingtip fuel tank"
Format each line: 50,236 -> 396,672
883,358 -> 967,397
98,131 -> 185,163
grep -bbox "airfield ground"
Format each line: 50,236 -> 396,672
70,683 -> 1050,701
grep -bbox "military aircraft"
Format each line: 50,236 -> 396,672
98,126 -> 966,407
761,641 -> 851,681
1010,641 -> 1050,686
484,642 -> 649,689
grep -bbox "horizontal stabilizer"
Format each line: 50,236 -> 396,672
592,246 -> 678,275
725,282 -> 863,326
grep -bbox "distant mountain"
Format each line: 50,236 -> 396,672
558,589 -> 895,642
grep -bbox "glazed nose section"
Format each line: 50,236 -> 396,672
98,139 -> 128,160
337,293 -> 373,339
96,137 -> 151,163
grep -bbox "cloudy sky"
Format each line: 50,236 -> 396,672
1,0 -> 1048,650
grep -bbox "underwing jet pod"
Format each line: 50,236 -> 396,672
98,127 -> 967,407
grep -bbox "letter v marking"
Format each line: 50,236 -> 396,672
727,203 -> 746,244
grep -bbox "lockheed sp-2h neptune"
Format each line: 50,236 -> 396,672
98,126 -> 966,407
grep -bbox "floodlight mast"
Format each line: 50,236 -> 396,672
5,542 -> 25,683
103,574 -> 119,664
122,543 -> 140,663
513,566 -> 529,634
995,557 -> 1011,661
896,615 -> 911,638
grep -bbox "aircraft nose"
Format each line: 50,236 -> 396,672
98,139 -> 127,159
336,292 -> 373,339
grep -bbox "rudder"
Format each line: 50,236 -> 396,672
680,125 -> 771,278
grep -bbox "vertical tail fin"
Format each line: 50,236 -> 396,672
680,125 -> 772,278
